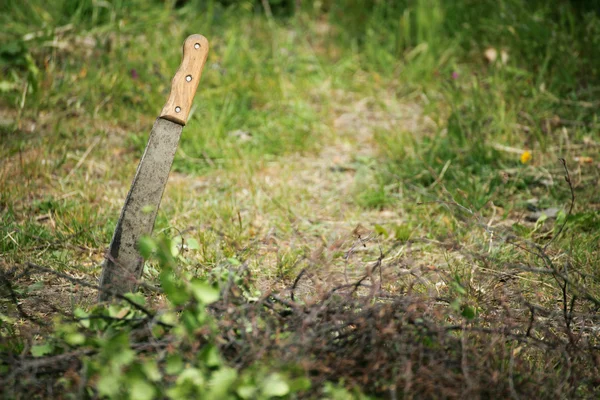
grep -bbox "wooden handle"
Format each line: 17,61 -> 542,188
160,34 -> 209,126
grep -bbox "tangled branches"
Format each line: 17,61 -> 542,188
3,234 -> 600,399
2,162 -> 599,398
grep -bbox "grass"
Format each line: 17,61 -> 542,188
1,0 -> 600,397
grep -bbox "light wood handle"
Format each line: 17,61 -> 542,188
159,34 -> 209,126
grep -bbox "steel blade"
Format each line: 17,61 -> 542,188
98,118 -> 183,300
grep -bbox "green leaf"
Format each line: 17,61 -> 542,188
130,379 -> 156,400
142,360 -> 162,382
74,308 -> 90,328
155,238 -> 176,267
186,238 -> 200,250
166,354 -> 184,375
181,309 -> 201,332
534,213 -> 548,231
190,279 -> 220,304
461,305 -> 476,320
65,332 -> 86,346
322,382 -> 353,399
160,269 -> 190,306
88,310 -> 108,331
101,333 -> 135,367
237,384 -> 257,399
208,367 -> 238,397
176,367 -> 205,387
261,373 -> 290,397
31,343 -> 53,357
199,344 -> 221,367
374,224 -> 388,238
227,257 -> 241,266
124,292 -> 147,307
138,236 -> 157,259
170,237 -> 182,257
108,304 -> 131,318
159,311 -> 177,325
288,376 -> 311,392
97,371 -> 121,397
165,386 -> 191,400
113,348 -> 135,367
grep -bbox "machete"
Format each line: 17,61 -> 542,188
99,34 -> 209,301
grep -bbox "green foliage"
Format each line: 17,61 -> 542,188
449,274 -> 478,321
322,381 -> 375,399
13,236 -> 310,398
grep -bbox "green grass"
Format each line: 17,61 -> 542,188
1,0 -> 600,397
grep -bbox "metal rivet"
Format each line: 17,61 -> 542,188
186,75 -> 192,82
175,106 -> 181,113
194,43 -> 200,49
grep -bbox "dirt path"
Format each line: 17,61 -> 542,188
166,92 -> 438,294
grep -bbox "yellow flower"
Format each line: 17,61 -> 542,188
520,150 -> 532,164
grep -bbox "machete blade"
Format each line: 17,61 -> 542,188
99,118 -> 183,299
